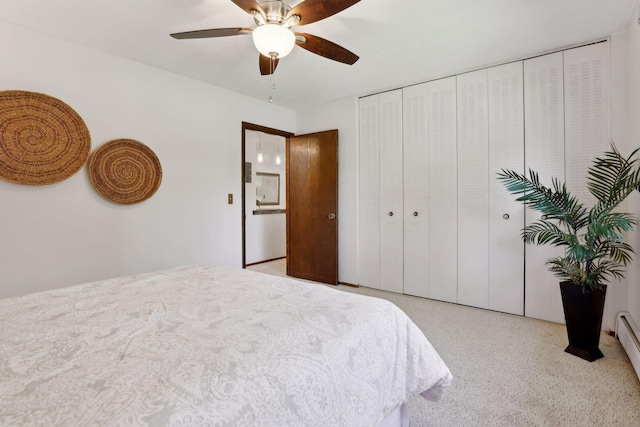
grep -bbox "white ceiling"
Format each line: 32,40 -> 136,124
0,0 -> 637,110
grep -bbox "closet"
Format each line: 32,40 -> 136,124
524,42 -> 610,322
456,62 -> 526,315
399,78 -> 458,301
358,41 -> 610,322
358,90 -> 404,293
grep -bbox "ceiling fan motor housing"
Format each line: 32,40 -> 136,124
256,1 -> 291,24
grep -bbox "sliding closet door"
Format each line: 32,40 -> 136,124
427,77 -> 457,303
524,52 -> 566,323
403,83 -> 429,298
358,95 -> 380,289
488,62 -> 525,315
564,41 -> 610,206
457,69 -> 490,308
379,90 -> 404,293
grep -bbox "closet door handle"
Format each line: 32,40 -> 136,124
413,211 -> 419,217
388,211 -> 394,217
328,213 -> 336,220
503,213 -> 510,220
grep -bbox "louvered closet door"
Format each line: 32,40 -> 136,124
457,69 -> 490,309
488,62 -> 525,315
403,83 -> 429,298
524,52 -> 566,323
358,95 -> 380,289
427,77 -> 457,303
379,89 -> 404,293
564,41 -> 610,207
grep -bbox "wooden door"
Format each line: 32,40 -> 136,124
524,51 -> 566,323
378,90 -> 404,294
457,68 -> 490,309
287,130 -> 338,285
402,83 -> 429,298
564,41 -> 610,207
427,77 -> 458,303
358,95 -> 381,289
488,61 -> 525,316
563,41 -> 610,324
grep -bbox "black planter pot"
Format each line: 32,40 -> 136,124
559,281 -> 607,362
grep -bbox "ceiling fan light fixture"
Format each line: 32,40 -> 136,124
252,24 -> 295,59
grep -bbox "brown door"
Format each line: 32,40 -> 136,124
287,130 -> 338,285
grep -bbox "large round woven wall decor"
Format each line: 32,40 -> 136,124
89,139 -> 162,205
0,90 -> 91,185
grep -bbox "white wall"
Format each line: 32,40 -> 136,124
296,97 -> 358,285
0,20 -> 295,298
612,6 -> 640,327
245,131 -> 286,264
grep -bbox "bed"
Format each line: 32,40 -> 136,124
0,265 -> 452,426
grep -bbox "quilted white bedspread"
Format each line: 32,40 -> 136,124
0,265 -> 452,426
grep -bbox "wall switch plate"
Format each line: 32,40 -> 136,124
228,193 -> 233,204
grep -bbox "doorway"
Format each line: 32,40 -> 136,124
242,123 -> 293,269
241,123 -> 339,285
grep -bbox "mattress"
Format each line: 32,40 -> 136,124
0,265 -> 452,426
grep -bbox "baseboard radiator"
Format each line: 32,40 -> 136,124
616,312 -> 640,380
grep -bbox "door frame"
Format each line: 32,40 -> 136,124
241,122 -> 294,268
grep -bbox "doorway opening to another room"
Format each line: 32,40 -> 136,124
242,123 -> 292,269
241,122 -> 339,286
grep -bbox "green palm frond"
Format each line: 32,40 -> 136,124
586,212 -> 635,242
602,241 -> 635,265
521,221 -> 569,246
497,169 -> 586,229
565,241 -> 590,262
590,259 -> 627,282
589,144 -> 640,218
547,257 -> 582,282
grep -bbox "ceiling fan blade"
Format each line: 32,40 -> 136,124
170,28 -> 252,39
288,0 -> 361,25
230,0 -> 261,15
295,33 -> 359,65
259,54 -> 279,75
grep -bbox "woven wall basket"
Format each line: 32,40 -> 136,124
89,139 -> 162,205
0,90 -> 91,185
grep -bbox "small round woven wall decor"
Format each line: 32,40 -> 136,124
89,139 -> 162,205
0,90 -> 91,185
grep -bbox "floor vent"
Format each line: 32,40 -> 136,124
616,312 -> 640,380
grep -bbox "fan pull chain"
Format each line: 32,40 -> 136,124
268,55 -> 276,103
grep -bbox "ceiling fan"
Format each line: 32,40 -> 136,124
170,0 -> 361,75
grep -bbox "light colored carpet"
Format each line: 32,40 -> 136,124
248,259 -> 640,426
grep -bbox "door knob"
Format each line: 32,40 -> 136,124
328,213 -> 336,220
388,212 -> 394,217
541,214 -> 548,220
503,213 -> 510,220
413,211 -> 419,217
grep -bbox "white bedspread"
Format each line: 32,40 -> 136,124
0,265 -> 452,426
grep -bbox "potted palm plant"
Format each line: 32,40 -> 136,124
497,144 -> 640,361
